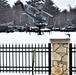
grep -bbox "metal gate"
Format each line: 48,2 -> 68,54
0,43 -> 51,75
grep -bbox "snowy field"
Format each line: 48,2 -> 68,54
0,31 -> 75,75
0,32 -> 76,44
0,32 -> 51,44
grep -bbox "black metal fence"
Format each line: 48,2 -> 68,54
0,43 -> 51,75
0,43 -> 76,75
69,43 -> 76,75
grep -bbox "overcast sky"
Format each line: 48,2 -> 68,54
7,0 -> 76,11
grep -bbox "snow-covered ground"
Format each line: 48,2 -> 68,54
0,32 -> 51,44
0,31 -> 75,75
0,32 -> 75,44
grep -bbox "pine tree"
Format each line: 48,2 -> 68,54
43,0 -> 60,16
0,0 -> 11,23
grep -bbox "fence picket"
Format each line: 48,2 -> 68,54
0,45 -> 1,72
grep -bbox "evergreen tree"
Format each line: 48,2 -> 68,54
0,0 -> 11,23
43,0 -> 60,16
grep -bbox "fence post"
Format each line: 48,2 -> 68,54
48,43 -> 51,75
69,43 -> 72,75
50,33 -> 70,75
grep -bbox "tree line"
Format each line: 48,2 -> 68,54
0,0 -> 76,28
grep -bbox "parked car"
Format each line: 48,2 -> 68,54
65,24 -> 75,31
41,27 -> 50,32
26,26 -> 39,32
0,26 -> 8,32
6,27 -> 18,33
52,27 -> 60,31
13,26 -> 26,32
60,27 -> 66,31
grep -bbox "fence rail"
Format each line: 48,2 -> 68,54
0,43 -> 51,75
